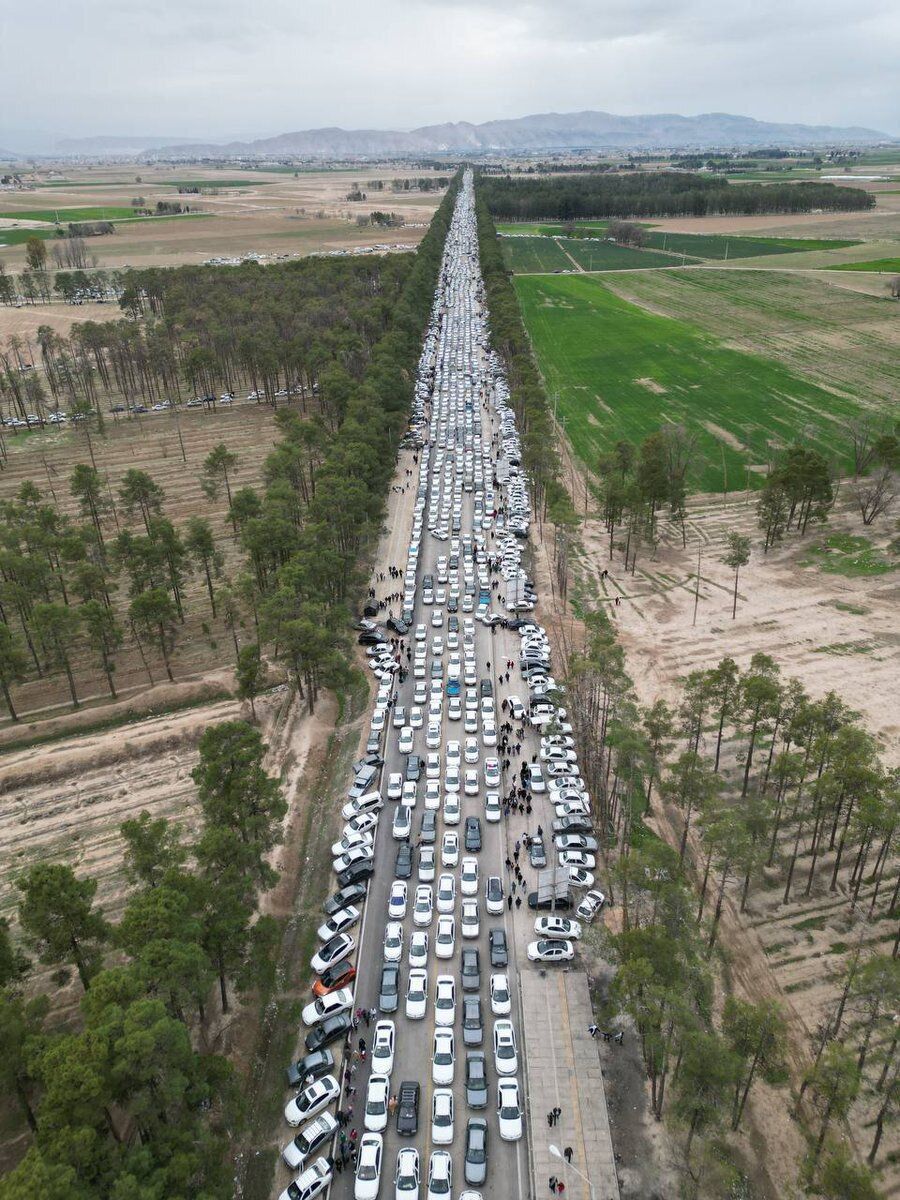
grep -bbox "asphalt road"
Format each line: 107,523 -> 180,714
329,175 -> 528,1200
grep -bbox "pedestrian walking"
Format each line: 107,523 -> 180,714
547,1112 -> 554,1128
549,1178 -> 558,1195
564,1147 -> 573,1163
507,894 -> 514,910
588,1023 -> 599,1039
515,895 -> 522,909
553,1106 -> 562,1124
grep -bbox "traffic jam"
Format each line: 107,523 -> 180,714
280,171 -> 604,1200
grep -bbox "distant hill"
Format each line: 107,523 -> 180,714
54,135 -> 205,155
149,110 -> 893,159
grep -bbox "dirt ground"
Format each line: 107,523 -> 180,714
0,165 -> 444,269
0,402 -> 290,725
549,433 -> 899,1196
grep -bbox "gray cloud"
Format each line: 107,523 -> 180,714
1,0 -> 897,145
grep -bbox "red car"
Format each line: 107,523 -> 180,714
312,958 -> 357,998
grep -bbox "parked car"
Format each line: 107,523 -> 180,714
396,1080 -> 420,1135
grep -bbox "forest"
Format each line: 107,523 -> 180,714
477,170 -> 874,220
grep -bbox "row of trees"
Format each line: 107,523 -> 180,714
479,171 -> 874,221
0,720 -> 283,1198
564,618 -> 897,1191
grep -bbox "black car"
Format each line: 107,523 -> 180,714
397,1080 -> 420,1135
479,679 -> 493,699
465,816 -> 482,852
379,963 -> 400,1013
324,881 -> 367,916
395,842 -> 413,879
460,946 -> 480,992
337,859 -> 375,889
489,928 -> 508,968
286,1048 -> 334,1088
462,996 -> 483,1047
465,1052 -> 488,1109
304,1013 -> 352,1053
359,631 -> 388,646
387,616 -> 409,635
528,891 -> 573,911
528,836 -> 547,869
405,754 -> 421,783
447,596 -> 458,613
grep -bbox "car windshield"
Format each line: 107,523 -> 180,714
358,1163 -> 377,1181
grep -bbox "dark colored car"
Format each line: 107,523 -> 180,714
528,891 -> 573,911
464,817 -> 482,853
465,1051 -> 488,1109
312,959 -> 356,998
395,842 -> 414,879
337,860 -> 375,889
552,815 -> 593,836
420,810 -> 438,845
324,882 -> 367,916
304,1013 -> 352,1053
447,596 -> 458,613
463,997 -> 483,1047
397,1080 -> 420,1135
379,963 -> 400,1013
286,1048 -> 334,1088
465,1118 -> 488,1186
461,947 -> 480,993
489,928 -> 508,968
359,632 -> 388,646
479,679 -> 493,699
387,616 -> 409,635
528,836 -> 547,869
405,754 -> 421,783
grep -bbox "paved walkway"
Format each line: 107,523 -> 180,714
521,969 -> 621,1200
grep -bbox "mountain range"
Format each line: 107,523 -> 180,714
1,110 -> 894,160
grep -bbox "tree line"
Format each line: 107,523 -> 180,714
478,170 -> 874,221
565,615 -> 897,1195
0,719 -> 285,1199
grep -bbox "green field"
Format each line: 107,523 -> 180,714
500,237 -> 574,273
558,238 -> 689,270
0,206 -> 138,223
514,273 -> 863,492
164,179 -> 273,189
831,257 -> 900,272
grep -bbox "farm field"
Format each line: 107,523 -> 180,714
500,234 -> 690,272
515,272 -> 866,491
0,404 -> 290,726
0,164 -> 446,268
601,267 -> 900,406
0,205 -> 139,223
500,235 -> 573,272
832,256 -> 900,271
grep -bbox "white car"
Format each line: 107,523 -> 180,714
443,793 -> 461,825
448,696 -> 462,721
310,933 -> 354,974
432,1029 -> 455,1085
316,906 -> 360,942
435,915 -> 456,960
485,876 -> 504,915
507,695 -> 525,720
402,782 -> 418,807
415,624 -> 426,641
445,739 -> 461,768
281,1114 -> 339,1171
394,1147 -> 420,1197
408,930 -> 429,970
383,921 -> 404,963
441,831 -> 460,867
364,1073 -> 391,1132
490,973 -> 511,1016
434,975 -> 456,1027
388,881 -> 408,920
497,1079 -> 523,1141
426,752 -> 441,780
558,850 -> 595,869
341,791 -> 384,821
344,812 -> 379,837
393,806 -> 412,840
527,939 -> 575,963
460,856 -> 479,896
493,1020 -> 518,1076
355,1131 -> 383,1200
406,968 -> 428,1020
277,1158 -> 332,1200
333,844 -> 374,874
436,873 -> 456,914
527,763 -> 546,793
409,706 -> 424,729
483,758 -> 501,788
284,1075 -> 340,1126
426,1150 -> 452,1200
371,1020 -> 395,1077
398,727 -> 414,755
445,765 -> 460,793
461,900 -> 479,939
567,868 -> 596,889
484,791 -> 501,823
331,832 -> 374,858
431,1088 -> 454,1145
482,719 -> 497,747
387,772 -> 404,801
464,710 -> 478,735
464,737 -> 479,764
534,916 -> 582,940
301,986 -> 354,1027
576,889 -> 607,922
464,769 -> 479,796
424,780 -> 441,810
413,884 -> 434,927
418,846 -> 436,882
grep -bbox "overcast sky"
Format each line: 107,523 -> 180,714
2,0 -> 898,147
